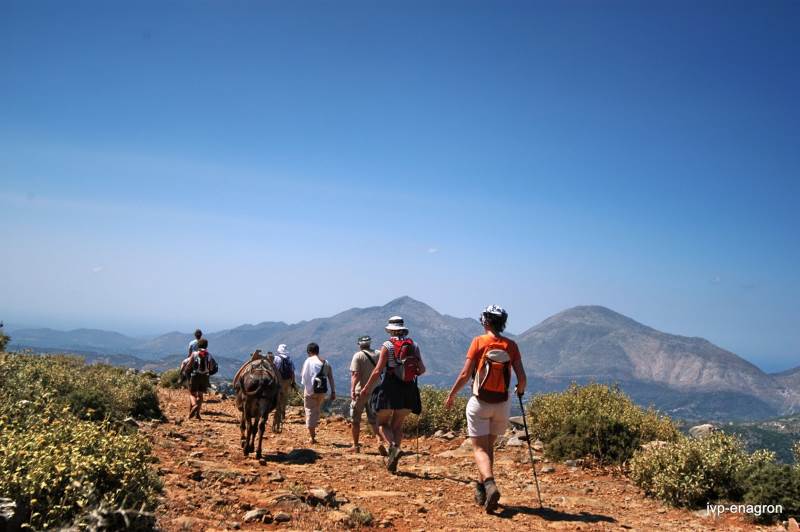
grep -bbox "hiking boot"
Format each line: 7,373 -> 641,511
473,481 -> 486,506
377,443 -> 388,457
483,478 -> 500,513
386,445 -> 401,473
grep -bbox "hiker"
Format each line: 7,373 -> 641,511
299,342 -> 335,444
272,344 -> 297,432
188,329 -> 202,357
445,305 -> 527,513
181,338 -> 219,420
357,316 -> 424,472
349,335 -> 386,454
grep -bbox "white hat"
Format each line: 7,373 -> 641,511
385,315 -> 408,334
276,344 -> 289,356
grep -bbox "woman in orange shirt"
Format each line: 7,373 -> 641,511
445,305 -> 527,513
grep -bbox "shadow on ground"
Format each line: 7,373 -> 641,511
262,448 -> 321,464
497,506 -> 616,523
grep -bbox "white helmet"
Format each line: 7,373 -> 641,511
480,304 -> 508,332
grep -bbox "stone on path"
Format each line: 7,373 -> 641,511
243,508 -> 271,523
688,424 -> 716,438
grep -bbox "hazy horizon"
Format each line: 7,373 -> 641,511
2,2 -> 798,372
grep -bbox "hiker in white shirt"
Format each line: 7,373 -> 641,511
300,342 -> 335,444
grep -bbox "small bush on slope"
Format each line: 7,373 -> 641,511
159,367 -> 184,389
736,459 -> 800,523
527,383 -> 680,464
0,353 -> 161,421
629,431 -> 775,508
0,353 -> 162,529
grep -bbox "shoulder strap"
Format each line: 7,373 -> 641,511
362,349 -> 377,367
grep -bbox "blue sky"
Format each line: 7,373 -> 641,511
1,1 -> 798,371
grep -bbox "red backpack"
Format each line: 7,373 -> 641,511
390,338 -> 422,383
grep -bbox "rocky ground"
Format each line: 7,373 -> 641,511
144,389 -> 786,531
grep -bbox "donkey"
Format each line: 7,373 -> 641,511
235,359 -> 280,459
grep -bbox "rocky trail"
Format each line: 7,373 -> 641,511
144,389 -> 775,531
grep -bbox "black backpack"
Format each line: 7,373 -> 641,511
312,361 -> 328,394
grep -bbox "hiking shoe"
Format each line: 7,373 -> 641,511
484,478 -> 500,513
387,445 -> 401,473
377,443 -> 388,457
473,481 -> 486,506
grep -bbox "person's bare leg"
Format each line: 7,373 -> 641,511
196,392 -> 204,420
376,410 -> 394,449
472,434 -> 500,512
389,410 -> 409,447
471,435 -> 493,481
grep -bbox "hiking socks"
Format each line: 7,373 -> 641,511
483,477 -> 500,513
473,481 -> 486,506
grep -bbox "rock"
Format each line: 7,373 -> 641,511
270,471 -> 285,483
508,415 -> 525,428
328,510 -> 352,526
0,498 -> 21,530
442,431 -> 456,440
540,465 -> 556,473
789,517 -> 800,532
167,430 -> 187,440
433,430 -> 445,438
243,508 -> 271,523
506,436 -> 526,447
641,440 -> 669,451
188,470 -> 203,481
274,512 -> 291,523
189,451 -> 203,458
123,416 -> 140,429
228,522 -> 241,530
688,424 -> 716,439
304,488 -> 335,506
532,440 -> 544,452
564,459 -> 579,467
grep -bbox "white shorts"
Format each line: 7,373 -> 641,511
466,395 -> 511,437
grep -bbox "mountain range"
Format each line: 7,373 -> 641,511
6,296 -> 798,421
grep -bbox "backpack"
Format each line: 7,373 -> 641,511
194,349 -> 218,376
312,361 -> 328,394
274,354 -> 295,381
472,348 -> 511,403
390,338 -> 421,383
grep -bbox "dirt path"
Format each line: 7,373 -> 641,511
143,389 -> 771,531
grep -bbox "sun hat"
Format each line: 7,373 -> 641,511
276,344 -> 289,356
357,335 -> 372,345
385,315 -> 409,335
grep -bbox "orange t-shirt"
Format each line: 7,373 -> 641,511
466,334 -> 521,366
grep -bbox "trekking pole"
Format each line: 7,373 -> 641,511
517,392 -> 543,508
415,415 -> 420,463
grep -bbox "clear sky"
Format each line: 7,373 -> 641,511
1,1 -> 798,371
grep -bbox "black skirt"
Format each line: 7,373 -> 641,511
371,373 -> 421,414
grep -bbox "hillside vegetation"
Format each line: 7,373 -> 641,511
0,353 -> 162,529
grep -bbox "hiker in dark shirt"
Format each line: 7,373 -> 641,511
181,338 -> 214,420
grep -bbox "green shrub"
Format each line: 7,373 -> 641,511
736,460 -> 800,523
794,440 -> 800,466
0,353 -> 161,421
528,383 -> 680,464
0,399 -> 161,529
629,432 -> 775,507
159,368 -> 184,389
403,386 -> 468,435
0,331 -> 9,352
